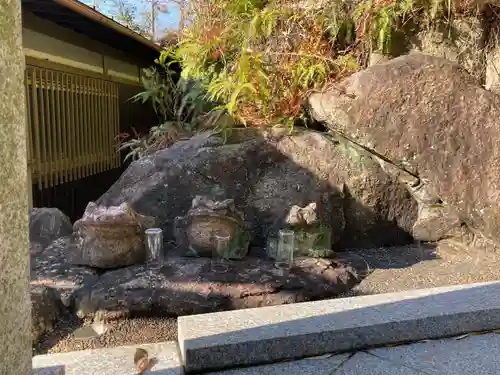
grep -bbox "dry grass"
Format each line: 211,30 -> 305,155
166,0 -> 497,128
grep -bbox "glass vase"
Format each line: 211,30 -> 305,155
275,229 -> 294,270
211,231 -> 230,274
145,228 -> 163,265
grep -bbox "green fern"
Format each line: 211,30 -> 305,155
120,55 -> 225,159
154,0 -> 462,131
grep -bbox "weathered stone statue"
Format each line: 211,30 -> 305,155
69,202 -> 158,269
287,202 -> 334,257
267,202 -> 334,259
174,195 -> 251,259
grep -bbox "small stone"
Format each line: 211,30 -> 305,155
29,207 -> 73,250
72,326 -> 100,341
31,285 -> 65,344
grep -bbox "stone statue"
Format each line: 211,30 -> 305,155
268,202 -> 334,259
69,202 -> 158,269
174,196 -> 251,259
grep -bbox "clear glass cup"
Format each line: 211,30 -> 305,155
275,229 -> 294,270
145,228 -> 163,265
211,231 -> 230,274
266,237 -> 278,260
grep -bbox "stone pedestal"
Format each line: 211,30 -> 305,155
0,0 -> 32,374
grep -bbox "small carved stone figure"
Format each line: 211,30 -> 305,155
69,202 -> 158,269
174,195 -> 251,259
274,201 -> 333,258
286,202 -> 319,226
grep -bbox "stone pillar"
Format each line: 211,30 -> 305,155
0,1 -> 32,374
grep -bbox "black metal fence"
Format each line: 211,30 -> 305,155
32,166 -> 127,222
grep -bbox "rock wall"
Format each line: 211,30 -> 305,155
370,13 -> 500,94
309,54 -> 500,250
408,16 -> 487,83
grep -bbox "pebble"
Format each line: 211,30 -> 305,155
35,316 -> 177,355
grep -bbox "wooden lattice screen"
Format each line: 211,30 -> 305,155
25,65 -> 120,189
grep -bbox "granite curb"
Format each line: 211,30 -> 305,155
178,282 -> 500,373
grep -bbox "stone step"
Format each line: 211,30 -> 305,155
206,333 -> 500,375
32,341 -> 183,375
178,281 -> 500,373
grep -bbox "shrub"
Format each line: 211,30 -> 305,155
118,59 -> 225,161
164,0 -> 463,128
121,0 -> 478,159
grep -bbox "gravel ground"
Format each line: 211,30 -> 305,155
35,316 -> 177,355
34,241 -> 500,356
340,241 -> 500,296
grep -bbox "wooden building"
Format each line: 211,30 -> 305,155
21,0 -> 161,218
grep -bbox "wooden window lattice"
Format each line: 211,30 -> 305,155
25,65 -> 120,189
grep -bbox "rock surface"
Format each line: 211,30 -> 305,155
31,237 -> 98,307
73,253 -> 360,320
309,53 -> 500,248
486,25 -> 500,93
29,207 -> 73,249
409,17 -> 486,82
31,285 -> 65,344
98,129 -> 417,249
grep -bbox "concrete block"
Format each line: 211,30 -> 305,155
369,332 -> 500,375
32,365 -> 65,375
178,282 -> 500,373
32,341 -> 182,375
335,352 -> 422,374
207,354 -> 351,375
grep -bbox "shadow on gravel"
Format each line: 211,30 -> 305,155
33,313 -> 84,356
337,242 -> 439,275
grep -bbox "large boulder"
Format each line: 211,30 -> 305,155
98,129 -> 417,250
309,53 -> 500,248
29,207 -> 72,249
31,237 -> 98,307
73,254 -> 360,320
